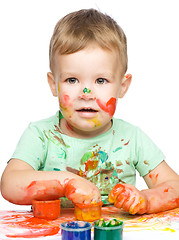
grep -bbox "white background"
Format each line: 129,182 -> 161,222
0,0 -> 179,211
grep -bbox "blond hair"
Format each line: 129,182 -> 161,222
49,9 -> 128,76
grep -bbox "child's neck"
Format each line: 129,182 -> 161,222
59,118 -> 112,139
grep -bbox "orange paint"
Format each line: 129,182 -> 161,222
108,183 -> 125,203
74,201 -> 103,221
32,199 -> 61,220
1,207 -> 179,238
124,140 -> 130,146
96,97 -> 116,116
4,213 -> 60,238
6,227 -> 60,238
149,173 -> 159,185
26,180 -> 64,201
85,159 -> 98,171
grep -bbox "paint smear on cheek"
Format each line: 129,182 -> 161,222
96,97 -> 116,117
60,94 -> 71,107
59,94 -> 73,118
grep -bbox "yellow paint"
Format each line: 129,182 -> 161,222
58,82 -> 60,94
87,116 -> 101,127
161,227 -> 175,232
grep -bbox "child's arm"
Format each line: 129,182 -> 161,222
1,159 -> 101,205
108,161 -> 179,214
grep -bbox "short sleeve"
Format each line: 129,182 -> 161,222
11,123 -> 46,170
134,127 -> 165,176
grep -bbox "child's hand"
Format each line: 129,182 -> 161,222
108,183 -> 148,214
64,177 -> 102,204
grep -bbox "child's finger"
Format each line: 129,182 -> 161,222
129,196 -> 146,214
108,183 -> 125,203
122,196 -> 135,212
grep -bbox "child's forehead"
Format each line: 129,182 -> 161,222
53,46 -> 123,80
54,45 -> 120,67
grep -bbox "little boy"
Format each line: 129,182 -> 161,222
1,9 -> 179,214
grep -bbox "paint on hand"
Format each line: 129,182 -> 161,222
96,97 -> 116,117
108,183 -> 147,215
25,180 -> 65,202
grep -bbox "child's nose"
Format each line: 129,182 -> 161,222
78,87 -> 96,100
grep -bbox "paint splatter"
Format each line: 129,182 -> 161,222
1,206 -> 178,239
113,147 -> 122,153
83,88 -> 91,94
149,173 -> 159,185
144,160 -> 150,165
96,97 -> 116,117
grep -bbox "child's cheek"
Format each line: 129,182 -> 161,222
96,97 -> 117,117
59,94 -> 73,118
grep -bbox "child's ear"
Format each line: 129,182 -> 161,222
119,74 -> 132,98
47,72 -> 58,97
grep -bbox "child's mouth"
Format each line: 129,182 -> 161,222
77,108 -> 98,112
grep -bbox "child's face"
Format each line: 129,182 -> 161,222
48,44 -> 131,138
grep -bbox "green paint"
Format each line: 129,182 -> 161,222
53,168 -> 61,171
94,219 -> 123,240
113,147 -> 122,153
83,88 -> 91,94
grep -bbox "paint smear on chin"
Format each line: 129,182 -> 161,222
96,97 -> 117,117
87,116 -> 101,127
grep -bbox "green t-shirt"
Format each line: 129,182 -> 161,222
11,111 -> 165,205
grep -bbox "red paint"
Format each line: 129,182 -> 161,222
124,140 -> 130,146
108,183 -> 125,202
85,159 -> 98,171
149,173 -> 159,185
125,160 -> 130,165
64,179 -> 77,201
144,160 -> 149,165
63,94 -> 71,106
60,94 -> 72,108
1,206 -> 179,239
26,180 -> 65,201
96,97 -> 116,116
6,227 -> 60,238
32,199 -> 61,220
164,188 -> 169,192
4,214 -> 60,238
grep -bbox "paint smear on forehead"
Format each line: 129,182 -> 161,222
96,97 -> 117,117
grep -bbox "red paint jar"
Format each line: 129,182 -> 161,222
74,201 -> 103,222
32,199 -> 61,220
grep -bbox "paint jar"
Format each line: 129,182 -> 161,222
94,219 -> 124,240
61,221 -> 92,240
74,201 -> 103,222
32,199 -> 61,220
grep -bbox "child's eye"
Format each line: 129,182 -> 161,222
96,78 -> 108,84
66,78 -> 79,84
